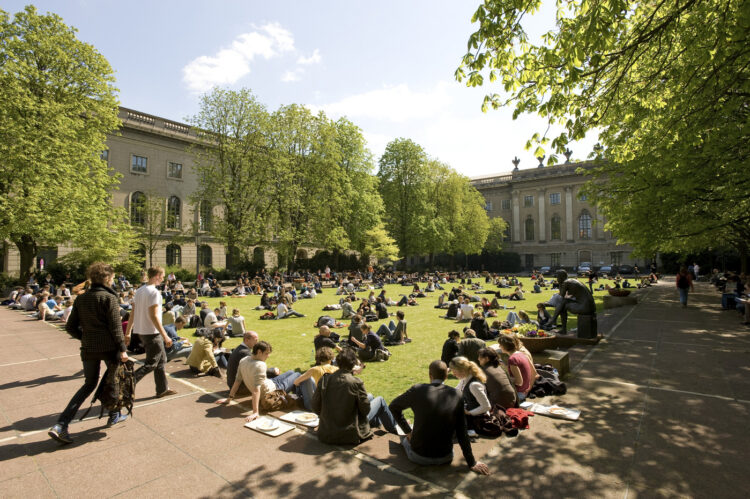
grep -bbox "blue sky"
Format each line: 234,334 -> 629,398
6,1 -> 597,177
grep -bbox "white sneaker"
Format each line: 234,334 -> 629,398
467,429 -> 478,438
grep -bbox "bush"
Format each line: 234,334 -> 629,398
164,265 -> 196,283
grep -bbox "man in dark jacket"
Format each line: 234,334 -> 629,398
389,360 -> 489,474
312,348 -> 398,444
49,262 -> 129,444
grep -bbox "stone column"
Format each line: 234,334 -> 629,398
565,186 -> 574,242
512,190 -> 521,242
537,188 -> 546,243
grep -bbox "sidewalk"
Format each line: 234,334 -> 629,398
1,281 -> 748,498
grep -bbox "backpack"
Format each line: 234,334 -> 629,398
259,311 -> 276,320
677,274 -> 690,289
81,360 -> 136,420
316,315 -> 335,328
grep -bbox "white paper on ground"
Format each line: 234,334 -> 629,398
520,401 -> 581,421
279,410 -> 319,428
244,416 -> 295,437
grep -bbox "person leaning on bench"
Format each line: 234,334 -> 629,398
388,360 -> 490,475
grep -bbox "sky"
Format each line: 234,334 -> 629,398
6,1 -> 598,177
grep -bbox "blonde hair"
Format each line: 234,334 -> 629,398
449,356 -> 487,383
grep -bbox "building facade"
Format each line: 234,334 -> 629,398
471,160 -> 641,270
2,107 -> 279,277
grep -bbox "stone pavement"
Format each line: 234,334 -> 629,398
1,281 -> 748,498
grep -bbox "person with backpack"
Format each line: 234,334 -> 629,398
49,262 -> 130,444
676,266 -> 694,308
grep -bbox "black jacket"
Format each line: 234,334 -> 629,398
66,284 -> 126,360
312,371 -> 372,444
389,381 -> 476,467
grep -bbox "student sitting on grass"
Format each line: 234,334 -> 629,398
441,330 -> 461,365
358,323 -> 391,362
377,310 -> 410,345
225,308 -> 246,338
293,346 -> 338,411
450,356 -> 491,437
277,297 -> 305,319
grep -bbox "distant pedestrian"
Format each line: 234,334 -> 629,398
49,262 -> 129,444
676,266 -> 694,308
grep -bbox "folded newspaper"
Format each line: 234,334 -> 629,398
520,401 -> 581,421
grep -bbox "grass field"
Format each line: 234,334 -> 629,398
188,277 -> 608,403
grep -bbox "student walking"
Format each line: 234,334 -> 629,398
49,263 -> 129,444
676,266 -> 694,308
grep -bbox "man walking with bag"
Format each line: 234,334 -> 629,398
126,267 -> 176,398
49,263 -> 130,444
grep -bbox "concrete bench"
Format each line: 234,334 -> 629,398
532,349 -> 570,377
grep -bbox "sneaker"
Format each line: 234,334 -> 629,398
467,429 -> 478,438
156,388 -> 178,398
106,412 -> 128,428
48,424 -> 73,444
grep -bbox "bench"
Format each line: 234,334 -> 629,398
532,349 -> 570,377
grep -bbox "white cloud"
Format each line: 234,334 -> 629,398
281,70 -> 302,82
297,49 -> 321,65
183,22 -> 295,93
317,82 -> 453,123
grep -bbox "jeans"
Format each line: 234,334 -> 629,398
272,370 -> 301,392
366,394 -> 398,434
296,377 -> 316,411
376,321 -> 399,342
58,357 -> 117,426
133,334 -> 168,395
400,436 -> 453,465
678,288 -> 689,306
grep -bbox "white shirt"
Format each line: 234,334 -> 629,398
227,315 -> 245,334
132,284 -> 161,335
456,378 -> 491,416
459,303 -> 474,320
236,357 -> 276,394
204,311 -> 218,327
277,303 -> 288,318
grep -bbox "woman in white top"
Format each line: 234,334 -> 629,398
226,308 -> 246,338
450,356 -> 491,436
277,297 -> 305,319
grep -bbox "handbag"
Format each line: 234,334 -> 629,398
260,389 -> 299,412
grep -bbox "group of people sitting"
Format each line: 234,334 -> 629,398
712,269 -> 750,324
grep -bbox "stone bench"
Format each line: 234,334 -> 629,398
603,294 -> 638,309
532,349 -> 570,377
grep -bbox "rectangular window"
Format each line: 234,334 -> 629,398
167,161 -> 183,179
549,192 -> 561,205
550,253 -> 561,266
485,201 -> 493,212
100,150 -> 109,162
611,251 -> 623,265
524,254 -> 534,269
524,195 -> 534,207
501,199 -> 511,210
131,155 -> 148,174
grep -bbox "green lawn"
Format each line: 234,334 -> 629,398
189,277 -> 608,402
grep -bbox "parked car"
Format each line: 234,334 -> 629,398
577,262 -> 592,276
539,266 -> 551,274
599,265 -> 614,275
617,264 -> 635,274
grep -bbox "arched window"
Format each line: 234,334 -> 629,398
253,246 -> 265,267
578,210 -> 592,239
166,244 -> 181,266
199,201 -> 211,232
130,192 -> 146,226
166,196 -> 181,229
198,245 -> 212,268
551,215 -> 562,240
525,217 -> 535,241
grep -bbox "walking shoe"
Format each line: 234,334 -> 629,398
156,388 -> 177,398
467,429 -> 478,438
48,424 -> 73,444
106,412 -> 128,428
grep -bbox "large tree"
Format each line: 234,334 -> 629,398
188,88 -> 274,265
457,0 -> 750,269
268,104 -> 349,269
377,138 -> 431,258
0,6 -> 128,281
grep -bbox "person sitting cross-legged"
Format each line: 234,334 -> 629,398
215,341 -> 300,422
388,360 -> 490,475
277,297 -> 305,319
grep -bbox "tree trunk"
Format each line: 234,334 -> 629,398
15,235 -> 37,283
429,252 -> 434,270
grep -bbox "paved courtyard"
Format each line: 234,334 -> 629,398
1,281 -> 748,498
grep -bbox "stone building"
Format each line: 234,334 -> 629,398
470,159 -> 641,270
1,107 -> 277,276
